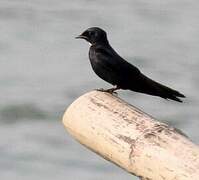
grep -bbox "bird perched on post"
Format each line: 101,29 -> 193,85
76,27 -> 185,102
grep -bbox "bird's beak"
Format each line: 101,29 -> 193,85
75,35 -> 88,40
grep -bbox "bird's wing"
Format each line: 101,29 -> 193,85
95,46 -> 141,76
94,46 -> 142,86
95,46 -> 185,102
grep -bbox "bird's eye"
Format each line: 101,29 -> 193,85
89,31 -> 94,36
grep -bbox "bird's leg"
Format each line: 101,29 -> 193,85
105,86 -> 120,93
96,86 -> 120,94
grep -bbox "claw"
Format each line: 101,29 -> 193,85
95,88 -> 106,92
95,86 -> 120,94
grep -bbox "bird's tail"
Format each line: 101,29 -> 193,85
134,74 -> 186,102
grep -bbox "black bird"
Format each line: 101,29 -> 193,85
76,27 -> 185,102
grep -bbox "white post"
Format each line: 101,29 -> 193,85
63,90 -> 199,180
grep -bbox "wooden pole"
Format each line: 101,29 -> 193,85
62,90 -> 199,180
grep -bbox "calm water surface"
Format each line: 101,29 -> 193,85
0,0 -> 199,179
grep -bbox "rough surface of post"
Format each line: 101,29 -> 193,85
63,90 -> 199,180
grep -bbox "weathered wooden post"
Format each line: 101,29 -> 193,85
62,90 -> 199,180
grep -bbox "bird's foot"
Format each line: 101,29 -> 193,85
95,88 -> 106,92
95,87 -> 120,95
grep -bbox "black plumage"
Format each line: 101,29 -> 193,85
76,27 -> 185,102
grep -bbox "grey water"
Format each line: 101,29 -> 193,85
0,0 -> 199,179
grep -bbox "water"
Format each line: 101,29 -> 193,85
0,0 -> 199,179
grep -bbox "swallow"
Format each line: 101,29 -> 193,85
76,27 -> 185,102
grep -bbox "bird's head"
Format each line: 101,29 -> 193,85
76,27 -> 108,45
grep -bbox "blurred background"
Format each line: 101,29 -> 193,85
0,0 -> 198,179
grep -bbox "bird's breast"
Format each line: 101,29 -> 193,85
89,48 -> 100,70
88,47 -> 121,86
